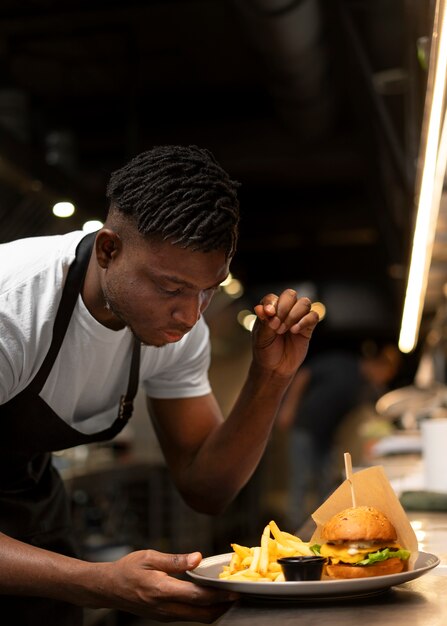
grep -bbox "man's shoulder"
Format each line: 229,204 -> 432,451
0,230 -> 84,261
0,230 -> 84,295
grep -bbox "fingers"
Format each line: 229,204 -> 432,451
289,308 -> 320,337
144,550 -> 202,575
141,551 -> 239,605
254,289 -> 319,335
159,575 -> 238,606
108,550 -> 238,622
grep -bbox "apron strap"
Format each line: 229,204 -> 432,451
28,232 -> 96,395
118,335 -> 141,420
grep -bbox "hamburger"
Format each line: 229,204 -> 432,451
316,505 -> 410,579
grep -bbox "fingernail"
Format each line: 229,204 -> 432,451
277,323 -> 287,334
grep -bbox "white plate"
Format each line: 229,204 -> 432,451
187,551 -> 440,600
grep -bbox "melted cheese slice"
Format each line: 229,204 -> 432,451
320,542 -> 401,564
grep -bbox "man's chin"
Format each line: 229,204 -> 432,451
132,330 -> 184,347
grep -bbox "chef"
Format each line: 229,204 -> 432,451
0,144 -> 319,623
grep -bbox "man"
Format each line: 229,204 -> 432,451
0,145 -> 319,623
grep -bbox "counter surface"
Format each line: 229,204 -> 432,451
218,571 -> 447,625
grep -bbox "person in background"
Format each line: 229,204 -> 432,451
0,145 -> 319,624
275,342 -> 402,530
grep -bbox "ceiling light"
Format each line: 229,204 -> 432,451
52,201 -> 75,218
310,301 -> 326,321
222,278 -> 244,298
237,309 -> 257,332
220,273 -> 233,287
82,219 -> 103,233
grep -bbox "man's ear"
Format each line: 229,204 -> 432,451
95,229 -> 122,269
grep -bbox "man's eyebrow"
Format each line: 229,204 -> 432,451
160,274 -> 224,290
161,274 -> 195,288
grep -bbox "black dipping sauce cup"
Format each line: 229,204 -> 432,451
277,556 -> 327,581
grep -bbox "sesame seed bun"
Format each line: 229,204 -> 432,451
322,506 -> 398,543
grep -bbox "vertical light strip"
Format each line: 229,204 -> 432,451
398,0 -> 447,353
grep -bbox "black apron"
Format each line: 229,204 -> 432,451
0,232 -> 141,625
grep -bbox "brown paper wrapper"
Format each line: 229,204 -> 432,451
309,465 -> 419,567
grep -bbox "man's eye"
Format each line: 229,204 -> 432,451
161,286 -> 181,296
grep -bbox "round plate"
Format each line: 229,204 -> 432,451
187,551 -> 440,600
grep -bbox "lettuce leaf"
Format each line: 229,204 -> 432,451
357,547 -> 411,566
310,544 -> 321,555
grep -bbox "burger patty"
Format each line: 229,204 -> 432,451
325,557 -> 405,579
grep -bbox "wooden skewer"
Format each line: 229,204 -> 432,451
344,451 -> 357,508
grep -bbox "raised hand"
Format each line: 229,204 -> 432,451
252,289 -> 319,378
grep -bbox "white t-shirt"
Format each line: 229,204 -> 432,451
0,231 -> 211,434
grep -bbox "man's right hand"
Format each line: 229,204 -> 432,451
87,549 -> 238,622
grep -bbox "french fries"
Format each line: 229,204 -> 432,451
219,520 -> 314,582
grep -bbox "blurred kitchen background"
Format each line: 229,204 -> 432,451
2,0 -> 447,620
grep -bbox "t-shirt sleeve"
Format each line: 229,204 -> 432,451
141,317 -> 212,399
0,231 -> 80,405
0,285 -> 59,404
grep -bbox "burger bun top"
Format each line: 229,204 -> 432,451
321,505 -> 397,543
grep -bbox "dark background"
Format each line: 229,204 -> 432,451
0,5 -> 439,623
0,0 -> 435,350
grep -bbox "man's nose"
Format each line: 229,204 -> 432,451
171,295 -> 202,327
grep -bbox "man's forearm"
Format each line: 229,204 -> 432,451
179,362 -> 293,513
0,532 -> 107,606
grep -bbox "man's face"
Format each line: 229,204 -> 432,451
100,236 -> 230,347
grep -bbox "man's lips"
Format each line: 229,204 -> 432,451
161,329 -> 188,342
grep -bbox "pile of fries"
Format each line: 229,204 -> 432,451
219,520 -> 314,582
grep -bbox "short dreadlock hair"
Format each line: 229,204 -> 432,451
106,145 -> 240,258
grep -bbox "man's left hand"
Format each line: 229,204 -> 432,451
252,289 -> 319,378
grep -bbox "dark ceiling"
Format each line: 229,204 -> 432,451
0,0 -> 434,346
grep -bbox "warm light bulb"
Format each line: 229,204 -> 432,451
82,220 -> 103,233
53,201 -> 75,218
